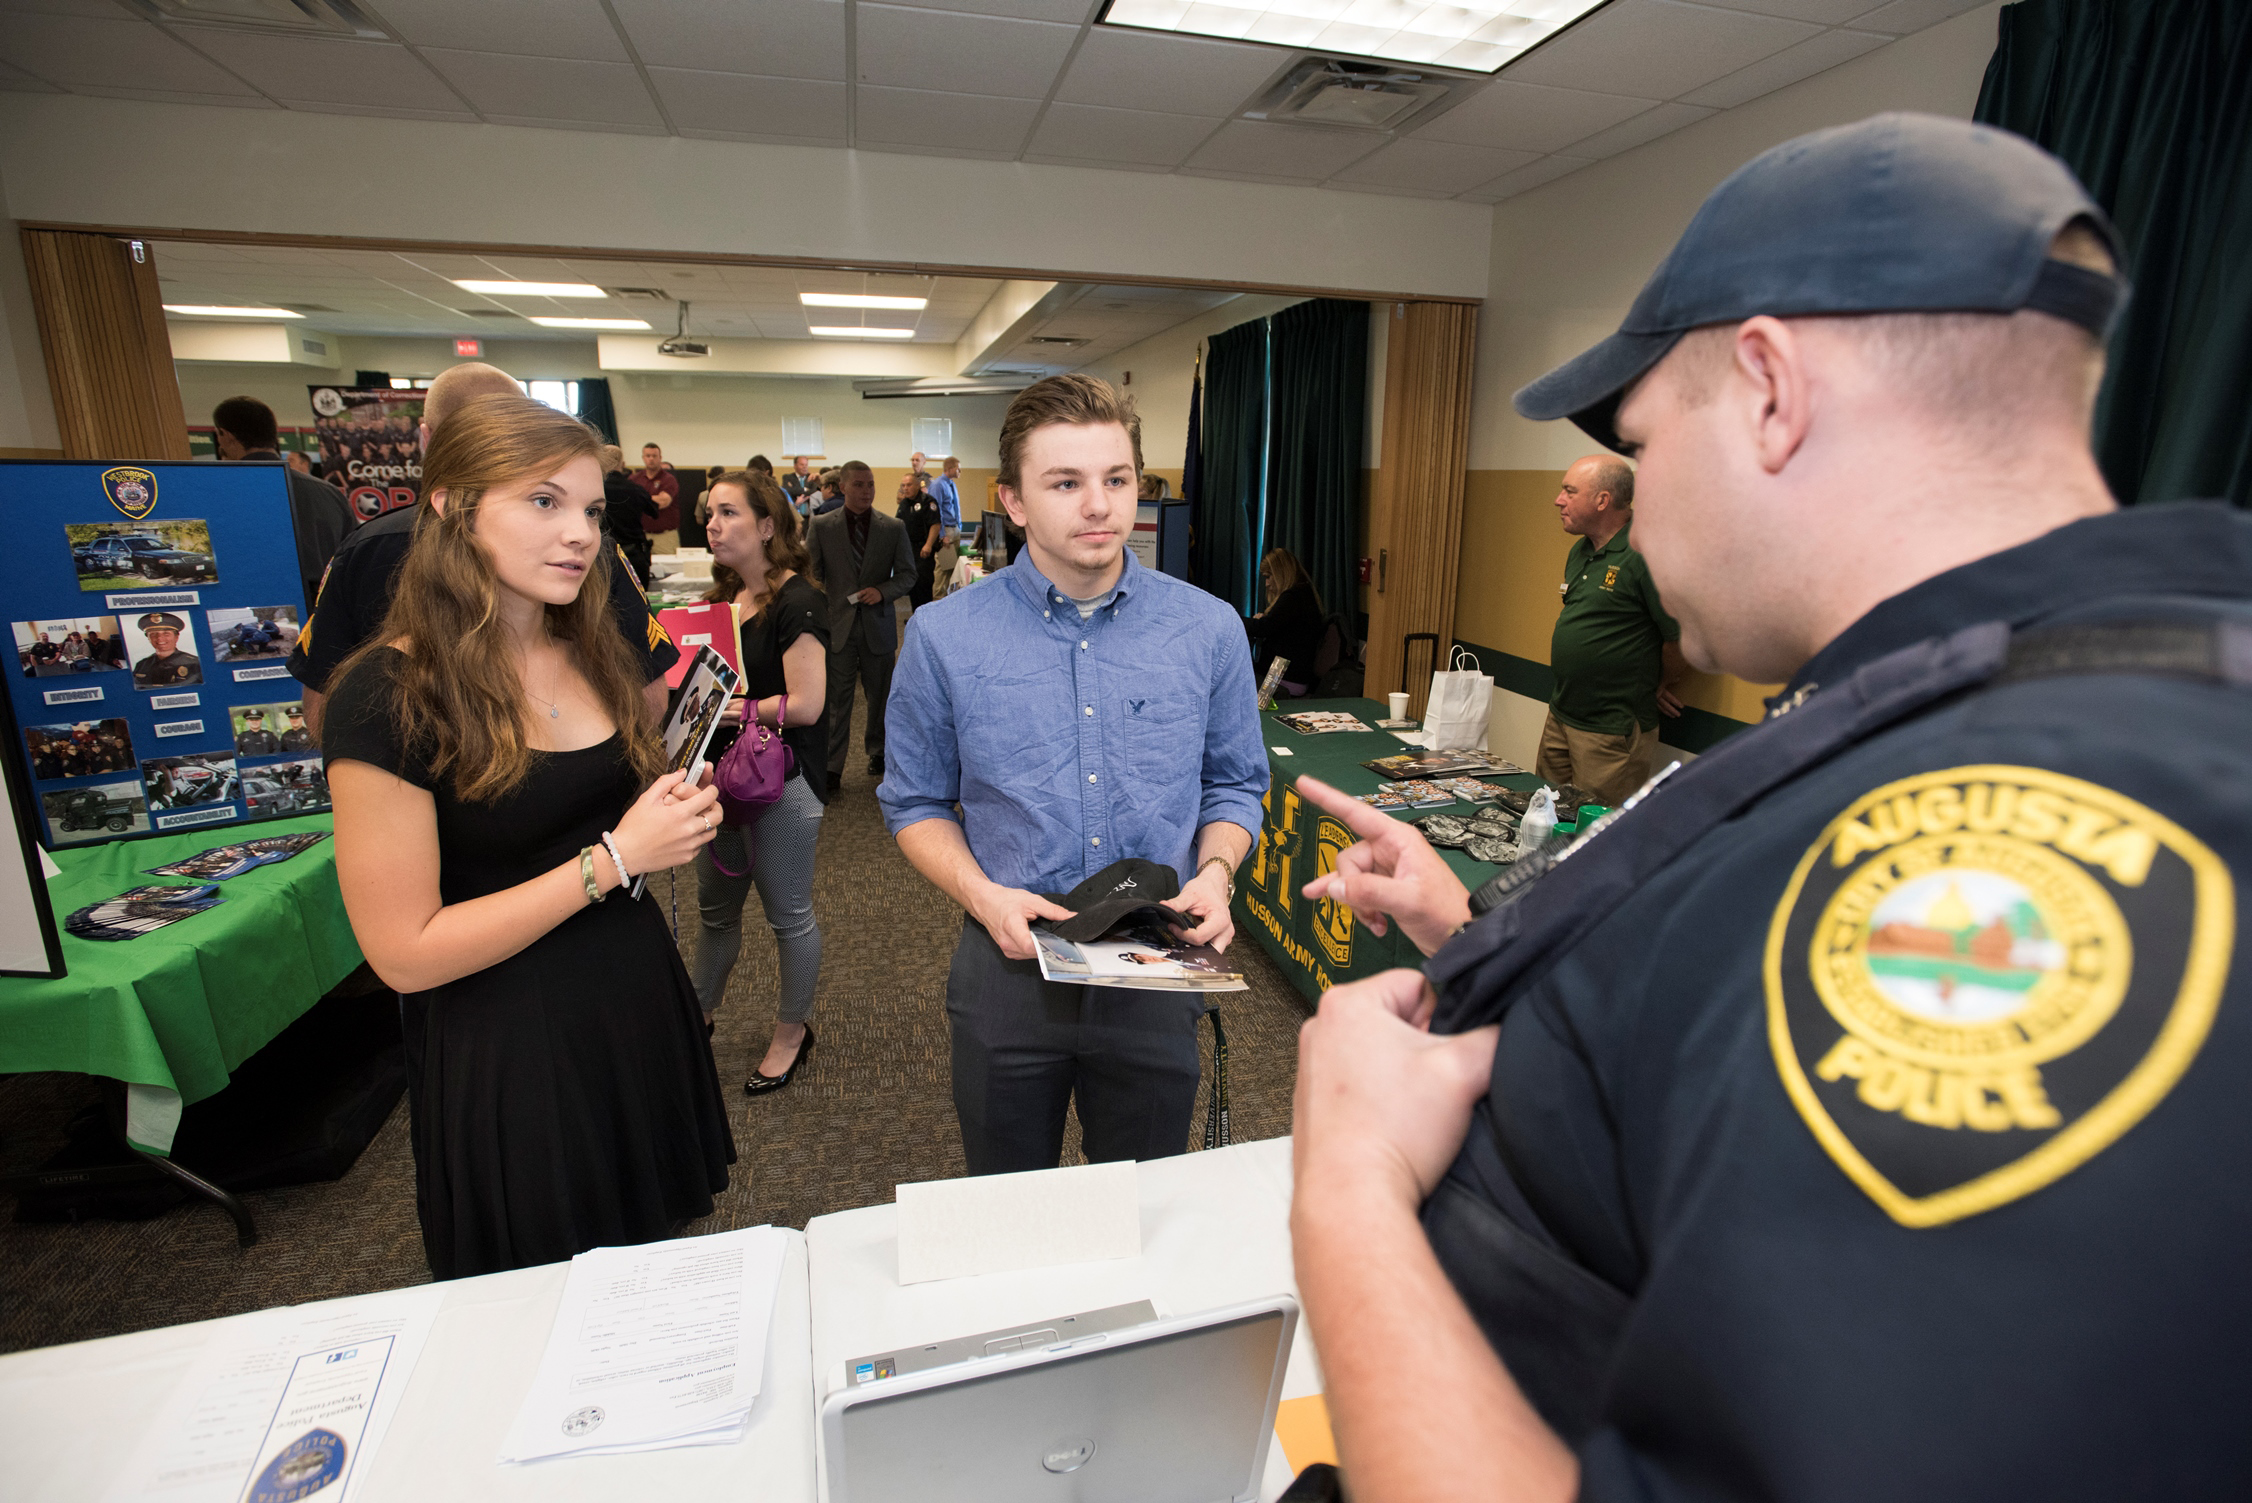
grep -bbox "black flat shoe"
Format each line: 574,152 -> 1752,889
745,1025 -> 813,1096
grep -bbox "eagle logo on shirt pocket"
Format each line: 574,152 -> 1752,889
1765,765 -> 2233,1228
1122,695 -> 1204,797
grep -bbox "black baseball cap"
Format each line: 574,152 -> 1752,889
1514,112 -> 2130,451
1038,857 -> 1190,944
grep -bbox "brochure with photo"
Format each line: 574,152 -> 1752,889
1393,780 -> 1460,808
65,883 -> 224,942
1362,751 -> 1510,781
1274,710 -> 1372,736
1032,921 -> 1247,992
145,831 -> 328,881
659,645 -> 743,781
1357,786 -> 1410,812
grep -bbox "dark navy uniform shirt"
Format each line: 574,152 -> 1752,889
1429,503 -> 2251,1499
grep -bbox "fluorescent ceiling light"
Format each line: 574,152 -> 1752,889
529,316 -> 652,330
452,279 -> 608,298
163,304 -> 303,318
810,326 -> 917,339
1099,0 -> 1606,74
801,292 -> 929,310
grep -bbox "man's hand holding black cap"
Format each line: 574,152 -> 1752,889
1514,112 -> 2131,453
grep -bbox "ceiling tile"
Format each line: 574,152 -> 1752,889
0,56 -> 60,90
1027,101 -> 1219,167
0,1 -> 132,15
0,12 -> 259,95
418,50 -> 663,127
854,5 -> 1078,99
1845,0 -> 1992,34
1182,120 -> 1386,182
62,84 -> 275,107
1413,78 -> 1654,154
650,66 -> 846,140
174,31 -> 462,111
1681,27 -> 1888,107
1328,137 -> 1539,194
280,100 -> 481,122
881,0 -> 1096,22
1054,27 -> 1284,115
356,0 -> 627,62
1458,153 -> 1595,204
854,84 -> 1040,154
1502,0 -> 1821,101
1022,155 -> 1172,174
608,0 -> 845,80
1324,180 -> 1457,200
1697,0 -> 1876,22
1560,99 -> 1715,159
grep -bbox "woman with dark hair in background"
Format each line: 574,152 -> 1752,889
1245,548 -> 1324,696
598,443 -> 658,586
695,468 -> 829,1093
323,394 -> 732,1280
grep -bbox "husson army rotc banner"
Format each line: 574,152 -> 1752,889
0,461 -> 326,850
308,384 -> 424,522
1234,778 -> 1429,999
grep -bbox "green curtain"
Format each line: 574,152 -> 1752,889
1266,299 -> 1368,623
1975,0 -> 2252,507
577,377 -> 619,445
1195,320 -> 1265,609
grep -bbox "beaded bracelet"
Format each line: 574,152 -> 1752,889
600,831 -> 630,887
578,846 -> 603,906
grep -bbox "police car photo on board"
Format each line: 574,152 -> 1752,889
13,616 -> 128,677
207,605 -> 299,662
65,518 -> 220,592
39,778 -> 150,843
123,610 -> 203,689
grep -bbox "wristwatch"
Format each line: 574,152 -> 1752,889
1199,855 -> 1235,903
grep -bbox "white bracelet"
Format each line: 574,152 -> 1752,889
599,831 -> 631,885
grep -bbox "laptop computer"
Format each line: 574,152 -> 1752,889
821,1295 -> 1299,1503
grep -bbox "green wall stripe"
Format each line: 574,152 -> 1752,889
1451,638 -> 1754,756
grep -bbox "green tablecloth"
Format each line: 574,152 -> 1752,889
1233,699 -> 1542,1004
0,814 -> 361,1153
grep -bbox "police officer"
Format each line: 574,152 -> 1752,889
131,613 -> 201,688
235,707 -> 281,757
278,704 -> 314,754
1286,114 -> 2252,1500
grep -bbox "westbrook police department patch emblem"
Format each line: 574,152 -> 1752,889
102,466 -> 157,520
1767,765 -> 2234,1227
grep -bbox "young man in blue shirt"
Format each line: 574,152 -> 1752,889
881,374 -> 1268,1174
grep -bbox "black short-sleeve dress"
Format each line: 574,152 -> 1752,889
323,647 -> 735,1279
707,573 -> 831,800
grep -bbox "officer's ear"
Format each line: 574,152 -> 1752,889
1732,316 -> 1815,475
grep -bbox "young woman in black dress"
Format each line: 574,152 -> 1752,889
691,469 -> 829,1092
323,394 -> 734,1280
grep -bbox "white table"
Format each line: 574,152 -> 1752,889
4,1141 -> 1314,1502
0,1231 -> 816,1503
806,1136 -> 1318,1502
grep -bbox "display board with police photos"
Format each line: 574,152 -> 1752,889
2,460 -> 330,850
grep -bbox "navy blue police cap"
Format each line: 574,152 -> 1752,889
1514,112 -> 2130,451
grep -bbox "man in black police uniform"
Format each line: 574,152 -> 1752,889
234,708 -> 281,757
1285,113 -> 2252,1501
278,704 -> 313,754
287,363 -> 679,733
131,613 -> 201,688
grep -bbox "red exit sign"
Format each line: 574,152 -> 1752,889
454,338 -> 482,357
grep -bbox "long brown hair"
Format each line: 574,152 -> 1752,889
705,469 -> 809,613
1261,547 -> 1319,612
331,393 -> 662,800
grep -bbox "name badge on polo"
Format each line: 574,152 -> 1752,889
1765,765 -> 2233,1228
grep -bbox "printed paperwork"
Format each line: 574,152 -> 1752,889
499,1225 -> 789,1463
100,1284 -> 444,1503
896,1160 -> 1141,1285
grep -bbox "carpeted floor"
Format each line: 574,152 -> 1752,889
0,698 -> 1312,1355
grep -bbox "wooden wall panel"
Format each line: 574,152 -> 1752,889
1363,299 -> 1477,719
20,230 -> 189,462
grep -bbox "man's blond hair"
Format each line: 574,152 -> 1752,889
422,362 -> 523,436
1668,222 -> 2117,435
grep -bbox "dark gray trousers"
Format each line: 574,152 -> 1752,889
825,622 -> 894,776
946,919 -> 1204,1175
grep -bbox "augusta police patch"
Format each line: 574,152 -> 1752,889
1766,765 -> 2234,1227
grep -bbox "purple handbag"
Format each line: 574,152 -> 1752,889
708,692 -> 793,877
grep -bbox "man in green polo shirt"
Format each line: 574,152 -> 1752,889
1540,454 -> 1685,805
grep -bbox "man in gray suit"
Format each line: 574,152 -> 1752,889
808,460 -> 918,792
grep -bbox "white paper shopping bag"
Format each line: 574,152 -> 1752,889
1425,645 -> 1494,750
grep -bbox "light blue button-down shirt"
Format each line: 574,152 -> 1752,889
926,474 -> 961,531
880,548 -> 1269,894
